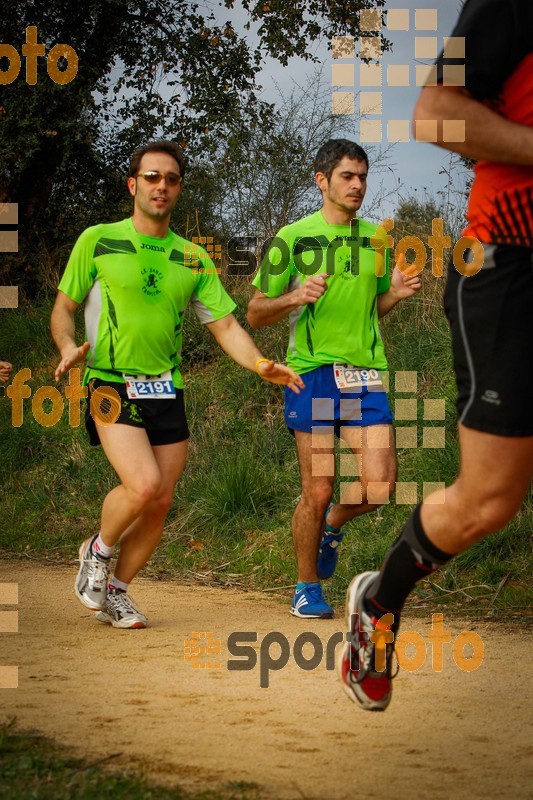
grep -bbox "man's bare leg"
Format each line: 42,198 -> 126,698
74,424 -> 163,612
422,426 -> 533,551
292,431 -> 335,583
114,440 -> 189,583
95,423 -> 164,547
293,425 -> 396,582
364,425 -> 533,626
338,425 -> 533,709
327,425 -> 396,529
81,426 -> 189,627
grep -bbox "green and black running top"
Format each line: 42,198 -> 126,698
252,210 -> 390,375
58,217 -> 236,387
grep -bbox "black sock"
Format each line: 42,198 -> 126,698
364,504 -> 453,625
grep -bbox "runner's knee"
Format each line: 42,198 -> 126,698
446,491 -> 519,546
151,489 -> 174,517
124,474 -> 162,509
301,484 -> 334,515
360,466 -> 396,506
474,495 -> 520,538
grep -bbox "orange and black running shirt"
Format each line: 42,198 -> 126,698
437,0 -> 533,247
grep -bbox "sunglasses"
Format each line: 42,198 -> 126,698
136,171 -> 182,186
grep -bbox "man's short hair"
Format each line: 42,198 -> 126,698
314,139 -> 369,179
128,140 -> 186,179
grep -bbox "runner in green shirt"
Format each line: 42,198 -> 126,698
254,209 -> 391,374
248,139 -> 421,619
51,140 -> 303,629
57,216 -> 236,390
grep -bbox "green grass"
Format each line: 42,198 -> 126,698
0,720 -> 261,800
0,288 -> 531,618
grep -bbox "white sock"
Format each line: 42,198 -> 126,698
108,575 -> 128,592
92,533 -> 114,559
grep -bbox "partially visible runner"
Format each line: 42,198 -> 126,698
0,361 -> 12,382
248,139 -> 420,619
338,0 -> 533,710
51,140 -> 303,629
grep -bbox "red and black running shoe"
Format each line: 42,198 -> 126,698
337,571 -> 397,711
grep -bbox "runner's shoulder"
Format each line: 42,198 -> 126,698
357,218 -> 381,237
73,218 -> 133,248
272,211 -> 325,243
168,228 -> 207,255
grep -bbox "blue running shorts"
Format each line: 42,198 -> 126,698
284,364 -> 393,435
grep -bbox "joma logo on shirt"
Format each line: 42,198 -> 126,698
140,243 -> 165,252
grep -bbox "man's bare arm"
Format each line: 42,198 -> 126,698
247,275 -> 329,329
205,313 -> 304,393
377,262 -> 422,318
50,291 -> 90,381
414,85 -> 533,165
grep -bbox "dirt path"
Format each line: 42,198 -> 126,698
0,561 -> 531,799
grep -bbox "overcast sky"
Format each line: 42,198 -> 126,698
216,0 -> 469,223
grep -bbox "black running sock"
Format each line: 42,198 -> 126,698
364,504 -> 453,625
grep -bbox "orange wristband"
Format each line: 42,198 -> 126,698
255,358 -> 271,373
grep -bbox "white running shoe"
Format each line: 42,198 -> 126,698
96,589 -> 147,629
75,536 -> 110,611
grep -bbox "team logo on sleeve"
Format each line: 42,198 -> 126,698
141,267 -> 163,297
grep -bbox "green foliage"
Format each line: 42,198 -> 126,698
184,446 -> 283,535
0,0 -> 390,297
395,195 -> 442,240
226,0 -> 390,66
214,74 -> 348,240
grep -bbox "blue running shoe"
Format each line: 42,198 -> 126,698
317,503 -> 345,580
290,583 -> 334,618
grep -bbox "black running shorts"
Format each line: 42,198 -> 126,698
444,244 -> 533,436
85,378 -> 190,447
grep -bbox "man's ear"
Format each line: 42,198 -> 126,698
127,177 -> 136,197
315,171 -> 327,193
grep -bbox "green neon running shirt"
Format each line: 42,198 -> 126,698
58,217 -> 236,387
252,210 -> 391,374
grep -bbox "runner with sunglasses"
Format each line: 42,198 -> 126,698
51,140 -> 303,629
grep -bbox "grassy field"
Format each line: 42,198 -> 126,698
0,278 -> 531,618
0,720 -> 261,800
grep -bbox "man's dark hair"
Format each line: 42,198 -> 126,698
314,139 -> 369,179
128,140 -> 186,179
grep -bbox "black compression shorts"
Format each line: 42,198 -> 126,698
444,244 -> 533,437
85,378 -> 190,447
